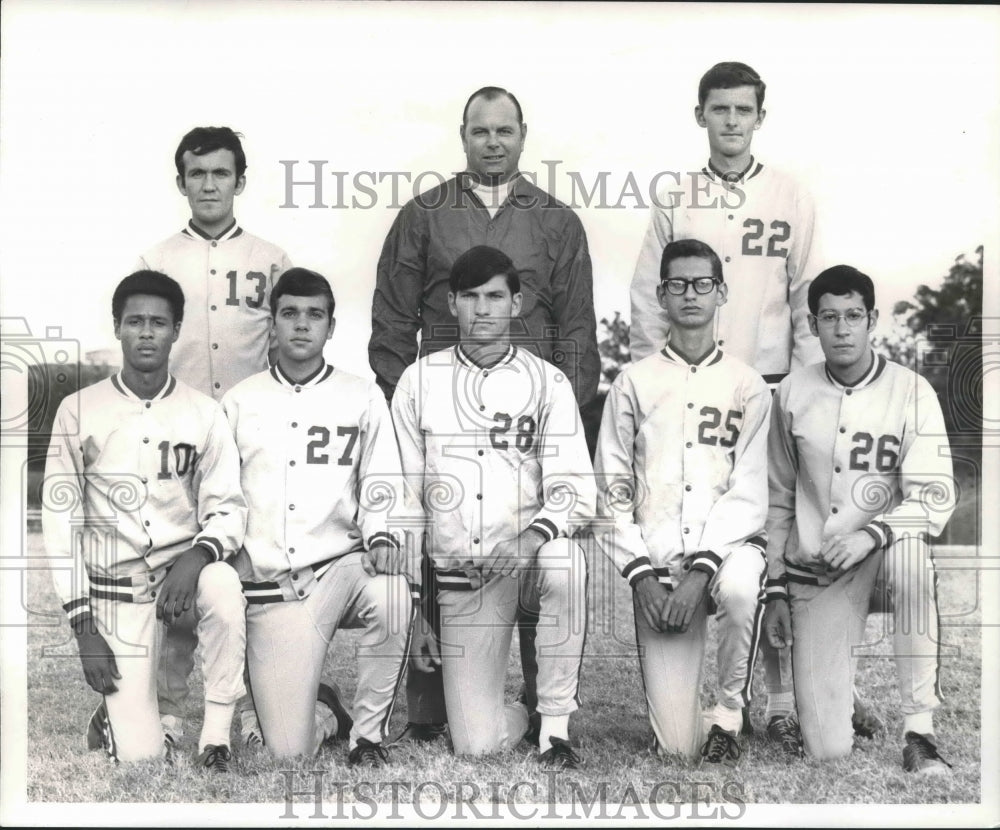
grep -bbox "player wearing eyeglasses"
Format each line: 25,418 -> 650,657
763,265 -> 955,772
594,239 -> 771,766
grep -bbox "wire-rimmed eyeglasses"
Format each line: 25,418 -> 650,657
810,309 -> 870,328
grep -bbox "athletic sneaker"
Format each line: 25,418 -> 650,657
348,737 -> 390,768
766,715 -> 804,757
196,743 -> 231,773
522,712 -> 542,747
317,681 -> 353,743
388,721 -> 448,744
539,737 -> 583,770
163,732 -> 177,765
240,708 -> 264,748
87,701 -> 110,750
902,731 -> 951,776
86,701 -> 117,761
160,714 -> 184,748
514,688 -> 542,747
852,700 -> 885,739
699,725 -> 742,767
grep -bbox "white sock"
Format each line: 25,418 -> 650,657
903,711 -> 934,737
199,700 -> 235,752
710,703 -> 743,734
765,692 -> 796,721
539,714 -> 569,750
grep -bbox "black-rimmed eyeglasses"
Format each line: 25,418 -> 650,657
660,277 -> 720,296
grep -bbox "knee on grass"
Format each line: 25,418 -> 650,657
802,727 -> 853,761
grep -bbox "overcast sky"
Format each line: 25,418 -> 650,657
1,1 -> 997,381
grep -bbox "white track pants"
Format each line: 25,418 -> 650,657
635,545 -> 764,759
790,536 -> 942,760
437,538 -> 587,756
95,562 -> 246,762
246,553 -> 412,757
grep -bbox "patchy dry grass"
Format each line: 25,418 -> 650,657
22,529 -> 981,808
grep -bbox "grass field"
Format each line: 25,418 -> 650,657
21,528 -> 981,809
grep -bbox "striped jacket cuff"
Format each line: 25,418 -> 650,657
434,569 -> 479,591
195,536 -> 225,562
407,579 -> 421,601
690,550 -> 723,577
862,521 -> 892,550
63,597 -> 94,633
368,531 -> 401,550
528,517 -> 559,544
622,556 -> 655,587
764,576 -> 788,603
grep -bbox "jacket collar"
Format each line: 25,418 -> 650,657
111,372 -> 176,400
702,157 -> 763,185
661,341 -> 724,367
270,360 -> 334,388
824,352 -> 886,390
455,343 -> 517,370
182,220 -> 242,242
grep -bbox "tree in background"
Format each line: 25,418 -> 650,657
597,312 -> 631,394
872,245 -> 983,544
580,313 -> 633,455
873,246 -> 983,444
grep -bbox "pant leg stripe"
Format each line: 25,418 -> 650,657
103,694 -> 120,764
573,557 -> 590,707
244,662 -> 264,748
631,607 -> 657,753
380,603 -> 417,741
933,566 -> 943,702
740,570 -> 768,708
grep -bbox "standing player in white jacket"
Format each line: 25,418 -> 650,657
391,246 -> 595,768
42,271 -> 248,770
763,265 -> 955,772
136,127 -> 292,748
629,61 -> 821,380
596,239 -> 770,765
137,126 -> 292,400
222,268 -> 416,766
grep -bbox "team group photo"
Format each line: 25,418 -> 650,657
0,2 -> 995,825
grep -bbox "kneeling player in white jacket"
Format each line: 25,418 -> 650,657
763,265 -> 955,772
595,239 -> 771,766
222,268 -> 416,766
392,246 -> 595,768
43,271 -> 248,769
